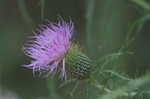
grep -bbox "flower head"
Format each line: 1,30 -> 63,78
23,20 -> 74,78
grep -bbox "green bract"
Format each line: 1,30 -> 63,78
65,44 -> 92,79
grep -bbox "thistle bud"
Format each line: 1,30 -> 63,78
65,44 -> 92,79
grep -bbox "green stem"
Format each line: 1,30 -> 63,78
47,78 -> 60,99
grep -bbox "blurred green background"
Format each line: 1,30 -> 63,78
1,0 -> 150,99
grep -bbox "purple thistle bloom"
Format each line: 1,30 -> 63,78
23,20 -> 74,78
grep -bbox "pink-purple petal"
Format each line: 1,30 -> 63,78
23,20 -> 73,78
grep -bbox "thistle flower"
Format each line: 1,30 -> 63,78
23,19 -> 93,80
23,20 -> 74,78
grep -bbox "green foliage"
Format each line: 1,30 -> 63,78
130,0 -> 150,11
100,73 -> 150,99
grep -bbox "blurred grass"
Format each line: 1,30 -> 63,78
17,0 -> 34,27
40,0 -> 45,20
85,0 -> 95,54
